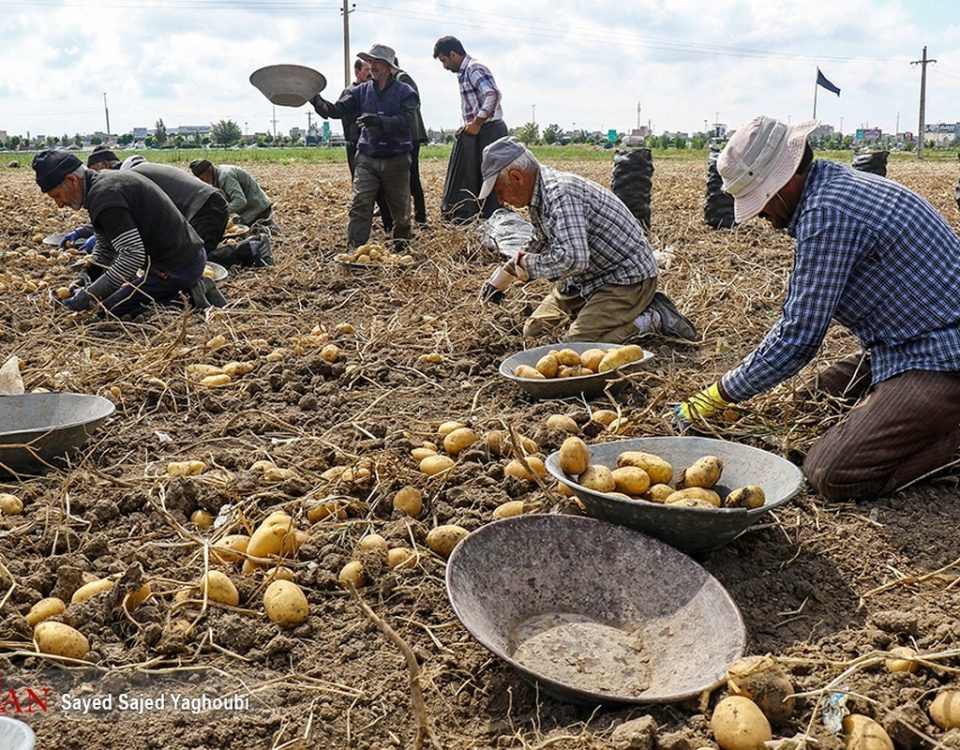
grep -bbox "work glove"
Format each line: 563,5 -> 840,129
674,382 -> 733,431
479,263 -> 517,304
69,270 -> 93,292
310,94 -> 330,115
81,236 -> 96,253
59,230 -> 81,248
55,287 -> 92,312
357,113 -> 382,130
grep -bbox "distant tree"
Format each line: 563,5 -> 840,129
201,136 -> 211,146
256,135 -> 268,147
144,135 -> 156,148
514,122 -> 540,145
118,133 -> 133,146
211,120 -> 243,146
173,134 -> 185,148
8,135 -> 21,150
73,133 -> 82,148
690,135 -> 706,149
842,135 -> 854,149
542,123 -> 561,145
263,132 -> 274,144
59,133 -> 68,146
90,135 -> 103,146
672,135 -> 687,149
46,135 -> 58,147
155,118 -> 167,145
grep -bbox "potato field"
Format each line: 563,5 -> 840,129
1,154 -> 960,750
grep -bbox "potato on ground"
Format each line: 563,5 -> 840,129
930,691 -> 960,729
393,486 -> 423,516
711,696 -> 772,750
726,655 -> 795,726
264,580 -> 310,627
25,597 -> 65,627
843,714 -> 894,750
443,427 -> 478,456
426,525 -> 469,557
34,621 -> 90,661
504,456 -> 546,480
199,570 -> 240,606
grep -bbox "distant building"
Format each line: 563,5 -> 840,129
811,124 -> 835,140
854,128 -> 883,144
923,122 -> 958,147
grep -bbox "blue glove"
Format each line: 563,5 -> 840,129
81,236 -> 96,253
357,113 -> 382,129
57,288 -> 91,312
59,230 -> 81,248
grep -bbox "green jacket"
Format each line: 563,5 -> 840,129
214,164 -> 272,224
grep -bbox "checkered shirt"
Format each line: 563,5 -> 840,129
458,55 -> 502,124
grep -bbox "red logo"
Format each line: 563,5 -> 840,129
0,675 -> 51,714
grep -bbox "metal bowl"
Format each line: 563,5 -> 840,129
249,64 -> 327,107
0,717 -> 35,750
222,223 -> 250,240
446,514 -> 746,704
545,436 -> 804,555
499,342 -> 654,400
205,262 -> 229,282
43,232 -> 67,246
336,258 -> 419,273
0,393 -> 115,476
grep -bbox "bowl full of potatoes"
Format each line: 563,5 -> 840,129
499,342 -> 654,400
545,436 -> 804,555
335,243 -> 418,272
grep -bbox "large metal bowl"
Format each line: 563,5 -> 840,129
205,262 -> 229,282
0,393 -> 115,476
499,342 -> 653,400
0,717 -> 35,750
446,514 -> 746,704
545,436 -> 804,555
249,64 -> 327,107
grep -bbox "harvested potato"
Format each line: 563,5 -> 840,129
335,322 -> 355,334
843,714 -> 893,750
200,373 -> 232,387
591,409 -> 619,426
558,436 -> 591,475
387,547 -> 418,570
411,447 -> 437,461
211,534 -> 250,564
535,353 -> 559,378
426,524 -> 469,557
555,348 -> 581,366
579,465 -> 616,493
504,456 -> 546,480
711,696 -> 772,750
167,460 -> 206,476
199,570 -> 239,606
557,364 -> 591,378
618,451 -> 673,485
263,466 -> 297,483
579,348 -> 606,372
34,621 -> 90,661
726,655 -> 795,726
320,344 -> 340,362
883,646 -> 918,673
665,487 -> 722,508
124,583 -> 152,611
419,352 -> 442,363
357,533 -> 389,557
222,361 -> 255,378
25,597 -> 66,627
679,455 -> 723,489
492,500 -> 525,519
484,430 -> 539,457
186,363 -> 225,378
243,512 -> 296,573
546,414 -> 579,433
611,466 -> 651,496
606,416 -> 631,434
393,486 -> 423,517
930,691 -> 960,729
598,344 -> 645,372
443,427 -> 479,456
191,509 -> 214,528
0,492 -> 23,515
264,580 -> 310,627
644,484 -> 675,503
555,481 -> 575,497
420,454 -> 455,476
71,578 -> 114,604
264,566 -> 296,584
338,560 -> 367,589
307,501 -> 348,523
55,286 -> 72,299
726,485 -> 766,510
437,421 -> 464,435
514,364 -> 545,379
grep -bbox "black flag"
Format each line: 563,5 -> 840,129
816,68 -> 841,96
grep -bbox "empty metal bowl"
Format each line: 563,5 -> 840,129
0,393 -> 115,476
249,64 -> 327,107
499,342 -> 654,400
0,716 -> 36,750
545,436 -> 804,555
42,232 -> 67,246
446,514 -> 746,704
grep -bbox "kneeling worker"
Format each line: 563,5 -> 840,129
479,136 -> 698,344
189,159 -> 275,231
33,150 -> 221,316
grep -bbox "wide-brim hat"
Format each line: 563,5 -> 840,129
718,116 -> 818,222
249,64 -> 327,107
357,44 -> 397,67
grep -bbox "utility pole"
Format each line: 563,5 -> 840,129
306,111 -> 313,134
911,45 -> 936,159
636,101 -> 641,130
271,105 -> 278,139
103,92 -> 110,137
342,0 -> 356,88
531,104 -> 536,124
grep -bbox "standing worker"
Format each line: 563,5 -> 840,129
432,36 -> 507,223
676,115 -> 960,502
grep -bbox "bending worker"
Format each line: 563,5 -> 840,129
676,115 -> 960,502
189,159 -> 275,230
479,136 -> 698,344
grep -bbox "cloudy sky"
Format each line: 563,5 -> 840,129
1,0 -> 958,140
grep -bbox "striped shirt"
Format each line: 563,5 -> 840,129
522,166 -> 659,298
457,55 -> 502,124
722,160 -> 960,402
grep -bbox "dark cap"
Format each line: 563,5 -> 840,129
189,159 -> 213,177
32,150 -> 82,192
86,148 -> 119,168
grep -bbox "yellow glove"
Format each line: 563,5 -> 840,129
675,382 -> 733,429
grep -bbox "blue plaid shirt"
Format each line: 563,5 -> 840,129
458,55 -> 502,124
522,166 -> 660,298
722,160 -> 960,402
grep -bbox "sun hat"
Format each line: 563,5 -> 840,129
32,150 -> 82,192
249,64 -> 327,107
357,44 -> 397,67
478,136 -> 531,200
718,116 -> 818,222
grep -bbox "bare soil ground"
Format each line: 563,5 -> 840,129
1,156 -> 960,750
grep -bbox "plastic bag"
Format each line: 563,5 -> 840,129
611,148 -> 654,230
704,149 -> 735,229
478,209 -> 535,259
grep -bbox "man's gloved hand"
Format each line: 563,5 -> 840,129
59,230 -> 81,248
80,236 -> 96,253
674,382 -> 733,431
70,270 -> 93,292
479,263 -> 517,304
310,94 -> 330,114
55,287 -> 91,312
357,113 -> 382,130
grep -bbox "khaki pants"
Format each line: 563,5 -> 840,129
523,278 -> 657,343
803,353 -> 960,501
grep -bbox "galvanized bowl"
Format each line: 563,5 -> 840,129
249,64 -> 327,107
43,232 -> 68,246
0,393 -> 115,476
446,514 -> 746,704
545,436 -> 804,555
205,261 -> 229,282
0,717 -> 35,750
498,342 -> 654,400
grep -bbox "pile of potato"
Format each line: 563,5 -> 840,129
336,242 -> 413,266
514,344 -> 645,380
557,437 -> 766,510
186,360 -> 256,388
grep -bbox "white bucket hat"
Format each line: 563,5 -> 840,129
357,44 -> 397,67
718,115 -> 819,222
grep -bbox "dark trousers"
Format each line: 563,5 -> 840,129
349,152 -> 412,250
378,142 -> 426,229
191,193 -> 229,252
803,352 -> 960,501
346,142 -> 358,178
441,120 -> 509,223
100,249 -> 206,318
